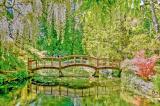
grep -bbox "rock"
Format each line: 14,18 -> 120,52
101,69 -> 113,78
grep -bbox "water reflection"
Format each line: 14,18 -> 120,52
30,84 -> 110,97
0,78 -> 159,106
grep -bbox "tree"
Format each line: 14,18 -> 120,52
46,4 -> 59,56
62,17 -> 74,55
37,0 -> 48,50
150,0 -> 159,33
62,1 -> 84,55
73,25 -> 84,55
5,0 -> 14,39
79,0 -> 160,60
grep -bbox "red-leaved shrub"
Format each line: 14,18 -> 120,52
131,50 -> 159,80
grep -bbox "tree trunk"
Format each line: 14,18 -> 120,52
150,0 -> 159,33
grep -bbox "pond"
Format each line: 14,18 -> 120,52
0,68 -> 159,106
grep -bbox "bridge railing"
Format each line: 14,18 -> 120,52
28,55 -> 120,71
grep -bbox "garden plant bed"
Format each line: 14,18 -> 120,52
121,71 -> 160,102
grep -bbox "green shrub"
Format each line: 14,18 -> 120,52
0,48 -> 25,71
0,75 -> 6,85
112,70 -> 121,77
153,75 -> 160,92
0,80 -> 27,94
7,70 -> 28,80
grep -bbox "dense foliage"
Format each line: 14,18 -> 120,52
1,0 -> 160,58
37,0 -> 84,56
0,47 -> 25,71
0,1 -> 160,105
80,0 -> 160,59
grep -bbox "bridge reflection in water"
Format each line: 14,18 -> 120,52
29,84 -> 111,97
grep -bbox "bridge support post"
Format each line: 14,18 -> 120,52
28,58 -> 31,70
58,57 -> 63,77
28,58 -> 33,75
93,58 -> 100,77
93,69 -> 99,77
59,69 -> 63,77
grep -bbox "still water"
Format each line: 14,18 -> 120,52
0,78 -> 159,106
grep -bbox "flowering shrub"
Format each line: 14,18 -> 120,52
121,50 -> 159,79
122,50 -> 159,80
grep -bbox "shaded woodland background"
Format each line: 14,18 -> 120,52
0,0 -> 160,71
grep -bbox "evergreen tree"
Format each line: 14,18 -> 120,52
46,8 -> 59,56
62,16 -> 84,55
73,24 -> 84,55
62,16 -> 75,55
37,0 -> 48,50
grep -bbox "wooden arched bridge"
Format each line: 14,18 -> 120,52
28,55 -> 120,77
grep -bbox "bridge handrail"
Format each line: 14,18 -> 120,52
28,55 -> 111,61
28,55 -> 121,71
